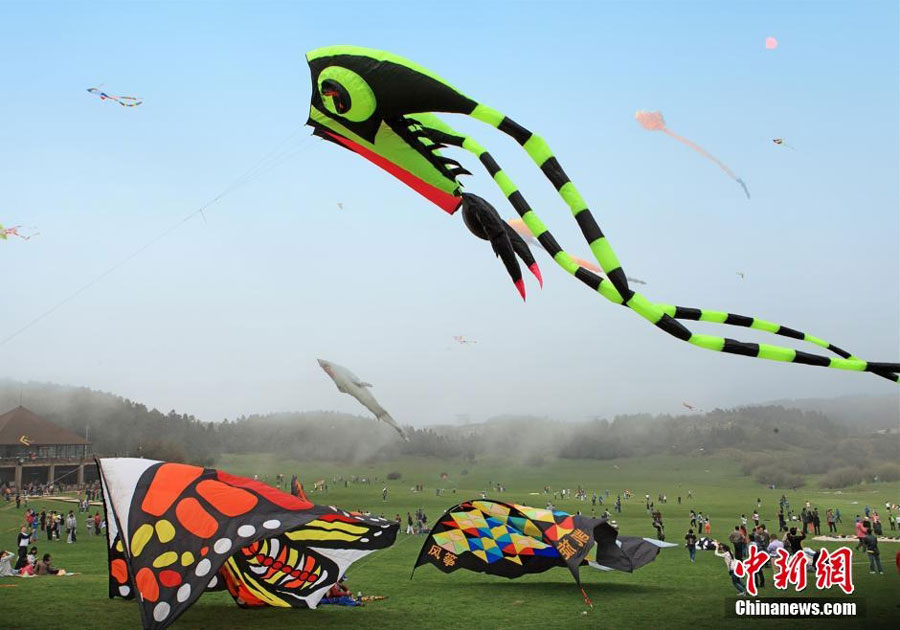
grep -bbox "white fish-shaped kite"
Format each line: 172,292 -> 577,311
317,358 -> 409,441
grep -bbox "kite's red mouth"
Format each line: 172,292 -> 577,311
322,131 -> 461,214
242,539 -> 327,591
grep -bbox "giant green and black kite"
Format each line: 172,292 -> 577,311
305,45 -> 898,382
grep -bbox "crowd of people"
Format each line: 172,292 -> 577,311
404,508 -> 429,534
2,514 -> 78,578
1,485 -> 107,580
682,500 -> 894,595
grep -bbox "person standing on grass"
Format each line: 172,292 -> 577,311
690,510 -> 697,530
26,510 -> 36,542
871,511 -> 882,536
714,542 -> 746,595
748,537 -> 766,590
14,526 -> 30,570
652,512 -> 665,541
754,524 -> 771,551
752,511 -> 759,527
705,516 -> 712,536
812,508 -> 821,535
855,518 -> 868,552
685,528 -> 698,563
767,535 -> 784,559
778,508 -> 787,532
93,512 -> 101,536
863,523 -> 883,575
729,526 -> 744,561
786,527 -> 805,554
834,508 -> 842,524
65,511 -> 77,544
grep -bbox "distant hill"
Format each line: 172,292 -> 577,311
0,380 -> 896,488
763,394 -> 899,432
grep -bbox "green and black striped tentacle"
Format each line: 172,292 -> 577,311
449,106 -> 900,382
430,127 -> 898,381
659,305 -> 898,383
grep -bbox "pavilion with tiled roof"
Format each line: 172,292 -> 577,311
0,406 -> 92,489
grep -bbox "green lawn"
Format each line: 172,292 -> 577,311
1,454 -> 897,629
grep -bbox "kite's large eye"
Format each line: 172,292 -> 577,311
317,66 -> 376,123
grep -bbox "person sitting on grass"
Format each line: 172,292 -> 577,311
320,576 -> 361,606
26,546 -> 37,568
0,549 -> 16,577
36,553 -> 65,575
36,553 -> 63,576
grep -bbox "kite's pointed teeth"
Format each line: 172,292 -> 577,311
529,263 -> 543,288
514,278 -> 526,301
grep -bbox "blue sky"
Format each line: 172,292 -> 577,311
1,1 -> 897,423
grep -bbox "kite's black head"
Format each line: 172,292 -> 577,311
461,194 -> 542,300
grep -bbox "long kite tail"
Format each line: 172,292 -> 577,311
660,303 -> 899,383
447,106 -> 899,382
662,128 -> 750,198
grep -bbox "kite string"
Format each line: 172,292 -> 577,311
0,126 -> 312,349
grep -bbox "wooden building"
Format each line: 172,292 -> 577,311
0,406 -> 93,488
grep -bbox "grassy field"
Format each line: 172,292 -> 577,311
1,454 -> 897,629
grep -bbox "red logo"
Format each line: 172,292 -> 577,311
732,545 -> 770,596
814,547 -> 854,594
772,548 -> 809,591
763,547 -> 854,594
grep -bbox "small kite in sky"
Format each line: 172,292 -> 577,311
1,224 -> 37,241
736,272 -> 745,280
507,218 -> 646,285
336,202 -> 344,210
317,358 -> 409,441
452,335 -> 477,345
765,37 -> 778,50
772,138 -> 795,150
86,86 -> 142,107
635,110 -> 750,199
682,402 -> 702,412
